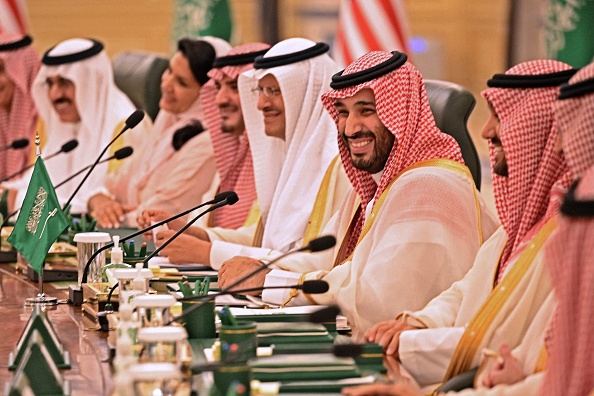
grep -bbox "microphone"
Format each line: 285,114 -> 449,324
61,110 -> 145,211
140,192 -> 239,266
53,146 -> 133,189
0,139 -> 78,183
78,191 -> 235,285
308,305 -> 341,324
0,138 -> 29,151
332,344 -> 363,358
176,280 -> 330,302
168,235 -> 337,324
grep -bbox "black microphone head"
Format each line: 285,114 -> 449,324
114,146 -> 133,160
332,344 -> 363,358
225,192 -> 239,205
301,280 -> 329,294
11,138 -> 29,149
305,235 -> 336,252
308,305 -> 341,324
125,110 -> 145,129
61,139 -> 78,153
214,191 -> 236,204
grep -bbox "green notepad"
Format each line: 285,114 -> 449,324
249,353 -> 360,382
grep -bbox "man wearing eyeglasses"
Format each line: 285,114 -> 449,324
143,38 -> 350,270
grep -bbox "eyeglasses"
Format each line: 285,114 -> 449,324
251,86 -> 282,97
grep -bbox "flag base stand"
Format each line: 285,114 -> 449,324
25,293 -> 58,306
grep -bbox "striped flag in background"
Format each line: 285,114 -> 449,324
0,0 -> 29,34
333,0 -> 411,68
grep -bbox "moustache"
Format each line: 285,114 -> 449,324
218,103 -> 238,111
344,131 -> 375,141
53,97 -> 72,106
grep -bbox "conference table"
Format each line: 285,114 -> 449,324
1,262 -> 407,395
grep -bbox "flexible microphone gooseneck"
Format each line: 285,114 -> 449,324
79,191 -> 236,284
167,235 -> 337,325
53,146 -> 133,189
62,110 -> 144,211
140,192 -> 239,267
0,146 -> 134,230
0,139 -> 78,183
90,193 -> 239,310
176,279 -> 330,302
0,138 -> 29,151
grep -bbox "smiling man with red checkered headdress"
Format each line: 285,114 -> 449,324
541,62 -> 594,396
228,50 -> 498,339
359,60 -> 576,389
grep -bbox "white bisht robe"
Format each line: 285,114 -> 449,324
399,226 -> 553,386
4,39 -> 152,214
261,165 -> 498,339
446,293 -> 553,396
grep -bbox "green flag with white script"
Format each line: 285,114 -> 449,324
7,157 -> 68,275
171,0 -> 232,49
545,0 -> 594,68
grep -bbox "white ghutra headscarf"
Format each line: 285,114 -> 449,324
238,38 -> 339,252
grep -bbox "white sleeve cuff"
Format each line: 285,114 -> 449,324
399,326 -> 466,386
209,240 -> 275,270
262,269 -> 302,306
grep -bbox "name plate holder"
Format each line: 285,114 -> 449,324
5,330 -> 71,396
8,305 -> 71,370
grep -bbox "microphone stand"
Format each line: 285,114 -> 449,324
167,235 -> 336,325
0,139 -> 78,183
62,110 -> 143,211
69,192 -> 235,304
175,280 -> 329,302
140,195 -> 238,268
0,150 -> 131,237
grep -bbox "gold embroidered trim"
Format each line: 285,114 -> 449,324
251,216 -> 264,248
534,344 -> 548,373
443,218 -> 557,381
303,155 -> 340,246
335,159 -> 475,267
281,273 -> 307,308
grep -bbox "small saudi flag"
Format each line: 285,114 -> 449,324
545,0 -> 594,68
7,157 -> 68,275
171,0 -> 232,48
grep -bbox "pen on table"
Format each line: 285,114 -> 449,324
179,280 -> 192,297
139,242 -> 147,257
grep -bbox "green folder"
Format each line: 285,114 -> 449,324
250,353 -> 360,382
257,322 -> 334,346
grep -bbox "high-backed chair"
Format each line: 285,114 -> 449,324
112,51 -> 169,121
425,79 -> 481,190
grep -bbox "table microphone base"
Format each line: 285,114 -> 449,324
68,285 -> 83,305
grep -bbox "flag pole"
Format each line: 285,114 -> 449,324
25,131 -> 58,307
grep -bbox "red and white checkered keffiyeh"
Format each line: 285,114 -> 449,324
481,60 -> 574,283
0,32 -> 39,180
199,42 -> 270,229
554,62 -> 594,182
321,51 -> 463,258
541,63 -> 594,396
542,169 -> 594,396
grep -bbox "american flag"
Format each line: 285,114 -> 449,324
333,0 -> 411,68
0,0 -> 29,34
